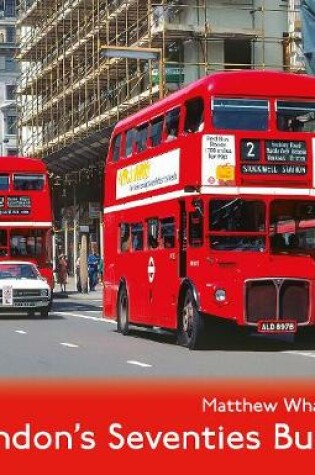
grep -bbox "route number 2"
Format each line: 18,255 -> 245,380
241,139 -> 260,161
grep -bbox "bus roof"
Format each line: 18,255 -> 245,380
113,70 -> 315,134
0,156 -> 47,173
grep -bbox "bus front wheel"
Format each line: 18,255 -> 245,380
177,288 -> 205,350
117,286 -> 129,335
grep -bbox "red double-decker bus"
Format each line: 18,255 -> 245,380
103,70 -> 315,349
0,157 -> 53,287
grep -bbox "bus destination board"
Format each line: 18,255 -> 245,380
265,140 -> 306,163
7,196 -> 31,208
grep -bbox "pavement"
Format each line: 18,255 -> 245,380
53,275 -> 103,300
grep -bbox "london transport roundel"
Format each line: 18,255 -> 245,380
147,256 -> 156,283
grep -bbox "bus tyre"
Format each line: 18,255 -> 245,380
177,288 -> 205,350
117,286 -> 129,335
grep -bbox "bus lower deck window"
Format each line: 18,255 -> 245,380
131,223 -> 143,251
161,218 -> 175,248
147,218 -> 159,249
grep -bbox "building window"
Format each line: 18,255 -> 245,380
6,84 -> 15,100
7,149 -> 17,156
224,39 -> 251,69
5,56 -> 17,72
5,0 -> 16,17
6,115 -> 16,135
6,26 -> 15,43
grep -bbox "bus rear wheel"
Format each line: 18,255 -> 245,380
177,288 -> 205,350
117,286 -> 129,335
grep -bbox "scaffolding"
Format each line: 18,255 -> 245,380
15,0 -> 302,160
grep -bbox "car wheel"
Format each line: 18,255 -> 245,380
48,295 -> 53,311
40,309 -> 49,319
117,286 -> 129,335
177,288 -> 205,350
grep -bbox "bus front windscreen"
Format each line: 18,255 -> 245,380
270,200 -> 315,255
209,199 -> 266,251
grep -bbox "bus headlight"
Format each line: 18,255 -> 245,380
41,289 -> 48,297
214,289 -> 226,302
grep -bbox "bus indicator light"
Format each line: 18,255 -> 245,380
148,257 -> 156,283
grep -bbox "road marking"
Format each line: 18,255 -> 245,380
284,351 -> 315,359
51,311 -> 115,324
81,309 -> 102,312
127,360 -> 152,368
60,342 -> 79,348
15,330 -> 27,334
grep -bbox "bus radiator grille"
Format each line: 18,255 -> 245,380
245,279 -> 309,324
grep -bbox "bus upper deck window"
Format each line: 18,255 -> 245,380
150,116 -> 164,146
125,129 -> 135,157
135,124 -> 148,152
184,97 -> 204,133
0,174 -> 9,190
277,101 -> 315,132
13,174 -> 45,191
212,98 -> 269,131
112,134 -> 122,162
165,107 -> 180,142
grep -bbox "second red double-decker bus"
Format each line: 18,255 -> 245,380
0,157 -> 53,288
103,70 -> 315,349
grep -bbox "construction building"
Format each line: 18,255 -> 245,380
0,0 -> 19,157
15,0 -> 304,270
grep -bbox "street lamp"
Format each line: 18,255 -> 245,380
100,46 -> 164,99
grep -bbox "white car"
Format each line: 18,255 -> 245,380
0,261 -> 51,318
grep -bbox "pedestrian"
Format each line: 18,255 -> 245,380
97,255 -> 103,285
76,256 -> 82,292
88,251 -> 99,291
57,254 -> 68,293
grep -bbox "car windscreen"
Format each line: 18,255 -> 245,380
0,264 -> 39,279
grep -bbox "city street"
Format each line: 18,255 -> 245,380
0,281 -> 314,378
